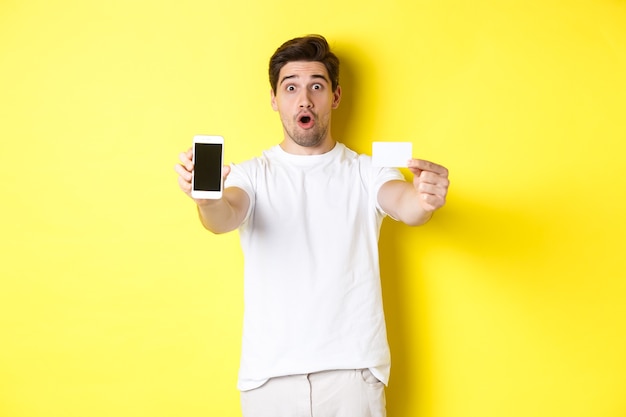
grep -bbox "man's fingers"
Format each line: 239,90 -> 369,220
174,163 -> 192,182
177,175 -> 192,193
420,192 -> 446,212
417,181 -> 442,195
179,150 -> 194,171
410,160 -> 449,212
408,159 -> 449,177
419,170 -> 450,187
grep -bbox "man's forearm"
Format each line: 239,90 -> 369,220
196,188 -> 250,234
395,189 -> 434,227
378,180 -> 436,227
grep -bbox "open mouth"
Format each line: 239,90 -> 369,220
298,114 -> 314,128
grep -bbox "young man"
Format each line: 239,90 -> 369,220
175,35 -> 449,417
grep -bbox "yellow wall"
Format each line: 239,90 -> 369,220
1,0 -> 625,416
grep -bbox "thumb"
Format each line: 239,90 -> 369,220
222,164 -> 232,180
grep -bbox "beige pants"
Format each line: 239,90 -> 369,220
240,369 -> 386,417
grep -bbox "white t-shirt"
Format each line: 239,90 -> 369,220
224,142 -> 405,391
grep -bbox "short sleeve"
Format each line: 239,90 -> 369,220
370,163 -> 405,217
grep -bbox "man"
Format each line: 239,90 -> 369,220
175,35 -> 449,417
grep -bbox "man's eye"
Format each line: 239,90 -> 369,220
312,84 -> 322,90
287,85 -> 296,91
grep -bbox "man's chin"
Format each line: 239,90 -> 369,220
289,131 -> 324,148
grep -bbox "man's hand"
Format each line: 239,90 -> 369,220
174,148 -> 231,205
407,159 -> 450,213
378,158 -> 450,227
174,149 -> 248,234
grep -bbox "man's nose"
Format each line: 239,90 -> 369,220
298,91 -> 313,108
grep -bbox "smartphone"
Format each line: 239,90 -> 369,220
191,135 -> 224,199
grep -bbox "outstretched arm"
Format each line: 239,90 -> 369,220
175,148 -> 250,234
377,159 -> 449,226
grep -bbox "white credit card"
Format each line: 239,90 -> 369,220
372,142 -> 413,167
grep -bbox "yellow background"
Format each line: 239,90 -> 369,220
1,0 -> 625,416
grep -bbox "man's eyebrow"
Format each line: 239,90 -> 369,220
279,74 -> 330,86
311,74 -> 330,83
279,74 -> 298,86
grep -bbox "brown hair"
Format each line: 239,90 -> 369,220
269,34 -> 340,93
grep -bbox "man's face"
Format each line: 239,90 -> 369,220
271,61 -> 341,150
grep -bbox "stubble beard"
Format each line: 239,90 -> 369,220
289,127 -> 327,148
285,115 -> 330,148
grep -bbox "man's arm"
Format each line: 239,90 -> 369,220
175,149 -> 250,234
377,159 -> 449,226
195,186 -> 249,234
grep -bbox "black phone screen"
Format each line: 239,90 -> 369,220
193,143 -> 223,191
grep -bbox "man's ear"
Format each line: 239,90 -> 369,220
332,85 -> 342,109
270,89 -> 278,111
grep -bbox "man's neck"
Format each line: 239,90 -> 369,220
279,137 -> 337,155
